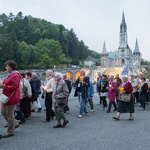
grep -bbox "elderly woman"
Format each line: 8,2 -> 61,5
113,75 -> 134,120
107,75 -> 117,113
42,70 -> 55,123
0,60 -> 20,138
52,72 -> 69,128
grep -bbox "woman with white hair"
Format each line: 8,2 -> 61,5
113,75 -> 134,120
52,72 -> 69,128
42,70 -> 55,123
107,75 -> 117,113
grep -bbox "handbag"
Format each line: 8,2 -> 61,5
57,97 -> 67,105
31,100 -> 41,110
120,93 -> 130,102
0,92 -> 15,104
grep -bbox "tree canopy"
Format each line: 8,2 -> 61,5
0,12 -> 100,70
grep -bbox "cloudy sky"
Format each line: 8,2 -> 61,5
0,0 -> 150,60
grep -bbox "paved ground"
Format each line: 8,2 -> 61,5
0,88 -> 150,150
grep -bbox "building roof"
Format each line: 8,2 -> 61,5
133,38 -> 140,54
84,56 -> 97,62
120,11 -> 127,33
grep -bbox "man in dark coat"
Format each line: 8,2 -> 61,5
75,69 -> 90,118
63,74 -> 72,113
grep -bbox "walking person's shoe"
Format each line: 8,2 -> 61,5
53,124 -> 62,128
62,120 -> 69,128
113,116 -> 119,120
15,124 -> 20,129
3,133 -> 14,138
78,115 -> 82,118
43,120 -> 50,123
37,108 -> 42,113
19,120 -> 26,124
129,117 -> 134,120
0,134 -> 2,140
113,109 -> 117,111
4,124 -> 8,128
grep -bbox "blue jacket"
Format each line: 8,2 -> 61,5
88,81 -> 94,99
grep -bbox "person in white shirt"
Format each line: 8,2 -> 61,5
42,70 -> 55,123
130,74 -> 138,104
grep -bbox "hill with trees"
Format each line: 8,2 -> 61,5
0,12 -> 100,70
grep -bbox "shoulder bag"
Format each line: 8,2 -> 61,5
0,91 -> 15,104
120,93 -> 130,102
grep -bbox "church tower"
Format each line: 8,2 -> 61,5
118,11 -> 132,66
133,38 -> 141,66
101,41 -> 109,66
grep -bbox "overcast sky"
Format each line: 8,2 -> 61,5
0,0 -> 150,60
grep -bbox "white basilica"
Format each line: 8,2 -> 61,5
101,12 -> 142,67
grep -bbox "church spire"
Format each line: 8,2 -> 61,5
133,38 -> 140,54
120,11 -> 127,33
102,41 -> 107,54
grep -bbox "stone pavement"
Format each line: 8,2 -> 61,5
0,89 -> 150,150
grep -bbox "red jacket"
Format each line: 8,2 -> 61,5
123,82 -> 133,100
108,81 -> 118,102
2,72 -> 21,106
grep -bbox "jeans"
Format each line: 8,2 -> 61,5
78,92 -> 81,105
78,92 -> 88,115
88,98 -> 94,110
15,110 -> 26,122
141,94 -> 146,109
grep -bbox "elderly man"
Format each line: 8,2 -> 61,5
75,69 -> 89,118
63,74 -> 72,113
130,74 -> 138,104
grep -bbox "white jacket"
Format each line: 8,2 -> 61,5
130,78 -> 138,93
20,78 -> 32,99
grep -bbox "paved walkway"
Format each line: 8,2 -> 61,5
0,89 -> 150,150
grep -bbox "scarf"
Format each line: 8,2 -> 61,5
5,70 -> 18,79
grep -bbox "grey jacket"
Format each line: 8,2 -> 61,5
52,80 -> 69,105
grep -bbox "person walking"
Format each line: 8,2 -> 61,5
98,74 -> 108,110
88,80 -> 94,111
63,74 -> 72,113
52,72 -> 69,128
42,70 -> 55,123
107,75 -> 117,113
113,75 -> 134,121
75,69 -> 89,118
0,60 -> 21,138
16,73 -> 32,124
32,72 -> 42,112
138,77 -> 148,110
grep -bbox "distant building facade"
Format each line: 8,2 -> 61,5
101,12 -> 142,67
84,56 -> 100,67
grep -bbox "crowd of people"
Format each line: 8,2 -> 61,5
0,60 -> 149,139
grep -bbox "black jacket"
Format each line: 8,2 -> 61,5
141,83 -> 148,95
64,79 -> 72,94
